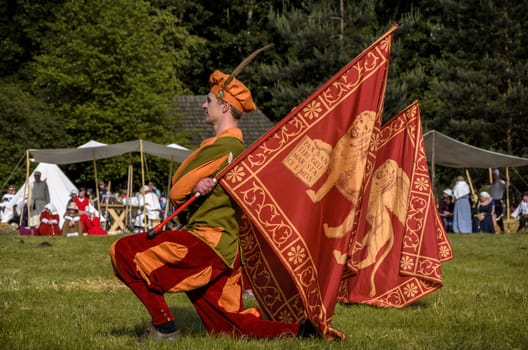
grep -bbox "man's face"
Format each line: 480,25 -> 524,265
202,92 -> 226,125
34,174 -> 41,182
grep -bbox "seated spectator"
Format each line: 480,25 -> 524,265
62,202 -> 83,237
2,185 -> 16,203
133,185 -> 162,233
438,189 -> 454,232
37,203 -> 61,236
98,181 -> 108,197
99,182 -> 117,204
0,196 -> 10,222
85,206 -> 107,235
148,181 -> 161,197
119,189 -> 128,204
511,191 -> 528,232
473,191 -> 495,234
86,188 -> 95,203
8,204 -> 21,227
12,198 -> 29,228
71,188 -> 90,232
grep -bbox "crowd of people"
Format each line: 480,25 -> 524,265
4,166 -> 528,236
438,169 -> 528,234
1,174 -> 168,236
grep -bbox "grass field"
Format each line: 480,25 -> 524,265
1,227 -> 527,350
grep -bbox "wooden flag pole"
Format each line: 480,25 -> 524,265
147,179 -> 217,239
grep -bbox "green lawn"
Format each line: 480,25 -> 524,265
1,228 -> 527,349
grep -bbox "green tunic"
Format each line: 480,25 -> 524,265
174,134 -> 244,267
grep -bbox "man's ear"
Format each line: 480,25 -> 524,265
222,102 -> 231,113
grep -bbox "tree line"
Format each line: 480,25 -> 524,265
1,0 -> 527,195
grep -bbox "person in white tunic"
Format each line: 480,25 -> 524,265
511,192 -> 528,232
133,185 -> 162,233
452,176 -> 473,233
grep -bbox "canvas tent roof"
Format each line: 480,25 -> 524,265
6,163 -> 77,226
423,130 -> 528,168
29,139 -> 191,165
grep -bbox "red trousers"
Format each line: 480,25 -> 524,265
110,229 -> 300,338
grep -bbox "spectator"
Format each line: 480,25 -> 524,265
452,176 -> 473,233
2,184 -> 16,203
0,185 -> 16,223
473,191 -> 495,234
8,204 -> 21,227
438,189 -> 454,232
29,171 -> 50,227
37,203 -> 61,236
489,168 -> 507,232
511,191 -> 528,232
85,206 -> 107,235
12,198 -> 28,227
71,187 -> 90,233
98,181 -> 108,198
119,189 -> 128,204
86,188 -> 95,203
0,196 -> 10,222
148,181 -> 161,197
133,185 -> 162,233
61,202 -> 82,237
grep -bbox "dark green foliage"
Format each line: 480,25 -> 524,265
251,0 -> 382,121
0,80 -> 64,188
1,0 -> 527,195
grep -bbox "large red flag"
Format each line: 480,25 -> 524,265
338,100 -> 454,307
219,25 -> 398,339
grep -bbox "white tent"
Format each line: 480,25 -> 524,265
20,140 -> 191,231
167,143 -> 189,151
5,163 -> 77,227
78,140 -> 107,148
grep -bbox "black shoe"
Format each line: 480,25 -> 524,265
137,325 -> 181,343
298,319 -> 319,338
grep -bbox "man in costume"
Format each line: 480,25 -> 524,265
133,185 -> 162,233
489,168 -> 507,232
29,171 -> 50,227
110,69 -> 315,342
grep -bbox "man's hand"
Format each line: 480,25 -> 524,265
193,178 -> 217,195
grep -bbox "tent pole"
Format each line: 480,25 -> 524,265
105,181 -> 111,231
165,157 -> 173,220
465,168 -> 476,204
23,150 -> 31,228
123,162 -> 133,231
124,158 -> 133,231
488,168 -> 492,184
93,152 -> 101,216
140,140 -> 147,230
506,166 -> 510,220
